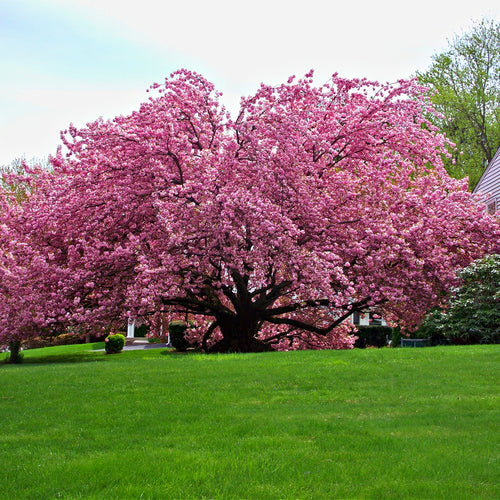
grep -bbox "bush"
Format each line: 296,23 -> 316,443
354,326 -> 392,348
418,255 -> 500,345
135,324 -> 149,338
147,336 -> 165,344
22,336 -> 51,349
105,333 -> 126,354
414,311 -> 450,345
22,332 -> 83,349
169,321 -> 190,351
392,318 -> 450,347
391,327 -> 402,347
52,333 -> 81,346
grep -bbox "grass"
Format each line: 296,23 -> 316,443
0,344 -> 498,499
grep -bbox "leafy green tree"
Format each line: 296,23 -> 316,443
0,156 -> 49,203
426,255 -> 500,344
417,18 -> 500,190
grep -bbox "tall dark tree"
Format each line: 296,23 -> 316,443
417,18 -> 500,190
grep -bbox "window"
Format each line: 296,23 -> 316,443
352,311 -> 385,326
487,199 -> 497,215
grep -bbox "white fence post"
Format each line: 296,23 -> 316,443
127,319 -> 135,339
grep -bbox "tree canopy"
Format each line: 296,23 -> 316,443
417,18 -> 500,190
1,70 -> 498,353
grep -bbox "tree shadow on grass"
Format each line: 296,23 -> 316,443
9,352 -> 108,365
2,346 -> 108,365
159,348 -> 203,357
29,354 -> 108,364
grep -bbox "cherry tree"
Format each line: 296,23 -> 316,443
2,70 -> 498,354
0,188 -> 66,361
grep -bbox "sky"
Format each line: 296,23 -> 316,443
1,0 -> 499,166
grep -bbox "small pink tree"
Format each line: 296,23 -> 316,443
0,188 -> 67,361
2,70 -> 498,353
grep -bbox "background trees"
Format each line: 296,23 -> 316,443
417,18 -> 500,190
0,156 -> 49,203
2,70 -> 498,354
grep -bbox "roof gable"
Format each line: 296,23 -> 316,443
473,147 -> 500,205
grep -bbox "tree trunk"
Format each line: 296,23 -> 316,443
207,313 -> 271,353
7,340 -> 23,364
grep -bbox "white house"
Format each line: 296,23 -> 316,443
473,147 -> 500,214
352,311 -> 387,327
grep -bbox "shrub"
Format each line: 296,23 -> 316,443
22,336 -> 51,349
22,332 -> 83,349
169,321 -> 190,351
418,255 -> 500,345
105,333 -> 126,354
135,324 -> 149,338
392,315 -> 451,347
147,336 -> 165,344
391,327 -> 402,347
354,325 -> 392,348
414,310 -> 450,345
52,333 -> 81,346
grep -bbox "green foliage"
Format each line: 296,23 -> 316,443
134,324 -> 149,338
413,311 -> 442,338
425,255 -> 500,344
0,156 -> 50,203
392,321 -> 450,347
104,333 -> 126,354
169,320 -> 190,351
417,18 -> 500,190
147,336 -> 165,344
354,325 -> 392,348
414,310 -> 450,345
391,326 -> 402,347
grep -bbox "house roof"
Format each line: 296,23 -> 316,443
473,147 -> 500,203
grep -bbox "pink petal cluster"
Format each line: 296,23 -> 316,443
1,70 -> 498,352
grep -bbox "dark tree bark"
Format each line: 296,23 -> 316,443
7,340 -> 23,364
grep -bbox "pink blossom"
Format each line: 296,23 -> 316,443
1,70 -> 498,351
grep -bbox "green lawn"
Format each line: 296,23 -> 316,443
1,344 -> 498,499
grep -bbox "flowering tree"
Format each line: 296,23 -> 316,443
0,189 -> 64,362
2,70 -> 498,354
